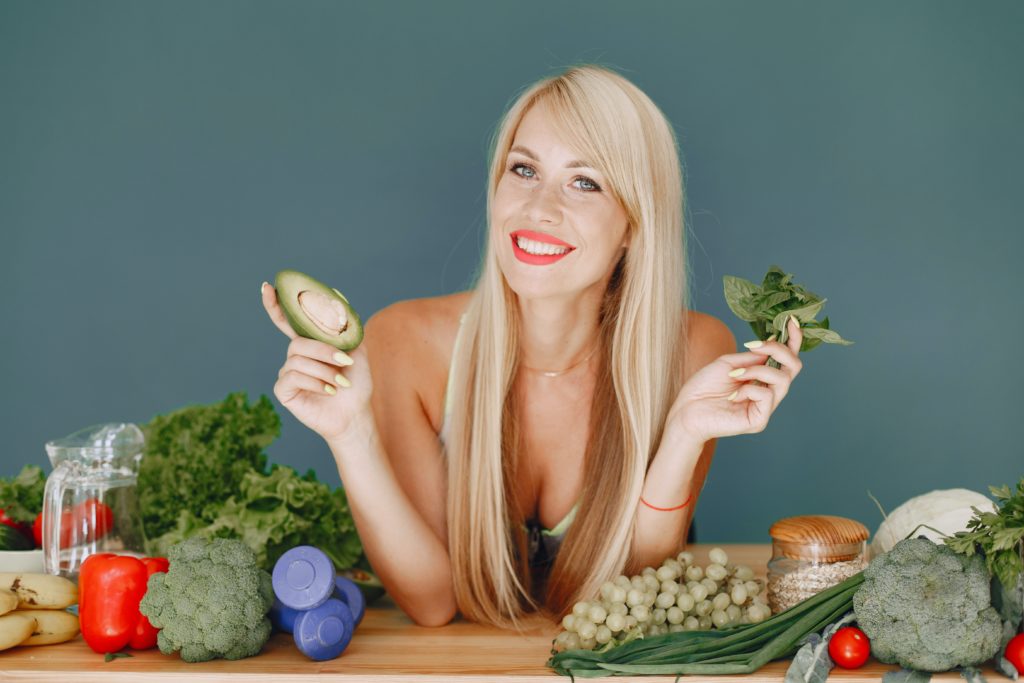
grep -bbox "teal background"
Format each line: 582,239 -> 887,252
2,1 -> 1021,543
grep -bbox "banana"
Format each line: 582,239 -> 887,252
0,613 -> 36,651
14,609 -> 79,646
0,573 -> 78,610
0,588 -> 17,616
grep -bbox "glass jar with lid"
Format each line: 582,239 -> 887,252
767,515 -> 868,614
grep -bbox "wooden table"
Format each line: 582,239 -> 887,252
0,545 -> 1002,682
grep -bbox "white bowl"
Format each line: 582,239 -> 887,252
0,549 -> 44,573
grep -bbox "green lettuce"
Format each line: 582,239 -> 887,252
0,465 -> 46,524
139,392 -> 362,571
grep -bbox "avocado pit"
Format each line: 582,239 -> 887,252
274,269 -> 364,351
297,289 -> 349,337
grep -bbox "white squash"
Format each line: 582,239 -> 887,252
869,488 -> 996,558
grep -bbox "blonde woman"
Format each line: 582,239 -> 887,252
261,65 -> 804,629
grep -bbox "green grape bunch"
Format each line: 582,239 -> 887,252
552,548 -> 768,653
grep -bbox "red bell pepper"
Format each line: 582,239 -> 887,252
79,553 -> 169,653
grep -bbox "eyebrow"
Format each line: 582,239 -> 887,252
509,145 -> 594,170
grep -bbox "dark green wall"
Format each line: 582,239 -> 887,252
2,1 -> 1021,543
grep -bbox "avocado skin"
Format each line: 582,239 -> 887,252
274,269 -> 364,351
338,567 -> 386,604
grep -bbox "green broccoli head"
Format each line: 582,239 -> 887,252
852,537 -> 1002,672
140,537 -> 275,663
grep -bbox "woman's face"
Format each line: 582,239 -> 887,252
492,104 -> 629,303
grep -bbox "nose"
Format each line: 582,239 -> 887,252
524,179 -> 563,225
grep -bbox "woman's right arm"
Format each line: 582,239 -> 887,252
262,286 -> 456,626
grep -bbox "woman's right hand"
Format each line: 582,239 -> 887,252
261,282 -> 373,442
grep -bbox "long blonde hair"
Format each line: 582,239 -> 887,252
445,64 -> 689,628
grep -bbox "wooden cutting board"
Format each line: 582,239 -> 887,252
0,545 -> 1003,682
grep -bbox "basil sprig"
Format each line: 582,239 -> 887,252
723,266 -> 852,368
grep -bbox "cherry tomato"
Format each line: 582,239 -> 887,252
828,626 -> 870,669
1005,633 -> 1024,676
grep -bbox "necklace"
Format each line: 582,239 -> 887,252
522,341 -> 600,378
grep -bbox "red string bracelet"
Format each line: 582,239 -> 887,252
640,493 -> 693,512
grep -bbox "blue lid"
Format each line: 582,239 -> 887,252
272,546 -> 335,610
333,576 -> 366,627
269,596 -> 301,634
293,598 -> 355,661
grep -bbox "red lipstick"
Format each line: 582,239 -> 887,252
510,230 -> 575,266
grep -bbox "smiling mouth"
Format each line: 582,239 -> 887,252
509,234 -> 575,265
514,235 -> 572,256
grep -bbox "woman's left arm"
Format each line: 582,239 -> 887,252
632,314 -> 804,567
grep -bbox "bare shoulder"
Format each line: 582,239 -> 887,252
683,310 -> 737,376
364,291 -> 473,430
365,292 -> 469,358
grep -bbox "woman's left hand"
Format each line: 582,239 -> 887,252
665,316 -> 804,445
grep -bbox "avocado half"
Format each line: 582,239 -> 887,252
338,567 -> 386,604
275,270 -> 364,351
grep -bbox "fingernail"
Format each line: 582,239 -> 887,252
728,368 -> 746,378
727,390 -> 739,401
788,314 -> 799,329
323,384 -> 337,396
261,281 -> 268,294
334,373 -> 351,388
333,351 -> 354,366
767,334 -> 777,342
743,340 -> 764,349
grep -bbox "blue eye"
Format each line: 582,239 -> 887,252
507,161 -> 602,193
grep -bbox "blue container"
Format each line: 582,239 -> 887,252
272,545 -> 335,611
333,576 -> 366,627
293,598 -> 355,661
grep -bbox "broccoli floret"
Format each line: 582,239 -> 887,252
140,537 -> 274,663
852,537 -> 1002,672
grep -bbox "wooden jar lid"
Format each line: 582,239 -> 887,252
769,515 -> 869,562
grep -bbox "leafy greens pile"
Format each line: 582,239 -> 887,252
723,265 -> 852,369
138,392 -> 363,572
0,465 -> 46,525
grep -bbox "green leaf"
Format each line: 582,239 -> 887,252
883,669 -> 932,683
771,299 -> 827,332
801,327 -> 854,346
959,666 -> 987,683
104,652 -> 133,662
757,290 -> 795,315
761,265 -> 790,291
723,276 -> 762,322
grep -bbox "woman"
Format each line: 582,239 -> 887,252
261,64 -> 803,629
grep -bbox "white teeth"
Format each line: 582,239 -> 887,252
516,236 -> 570,256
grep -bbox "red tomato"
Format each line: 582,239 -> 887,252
34,499 -> 114,548
829,626 -> 870,669
33,511 -> 43,547
1005,633 -> 1024,676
